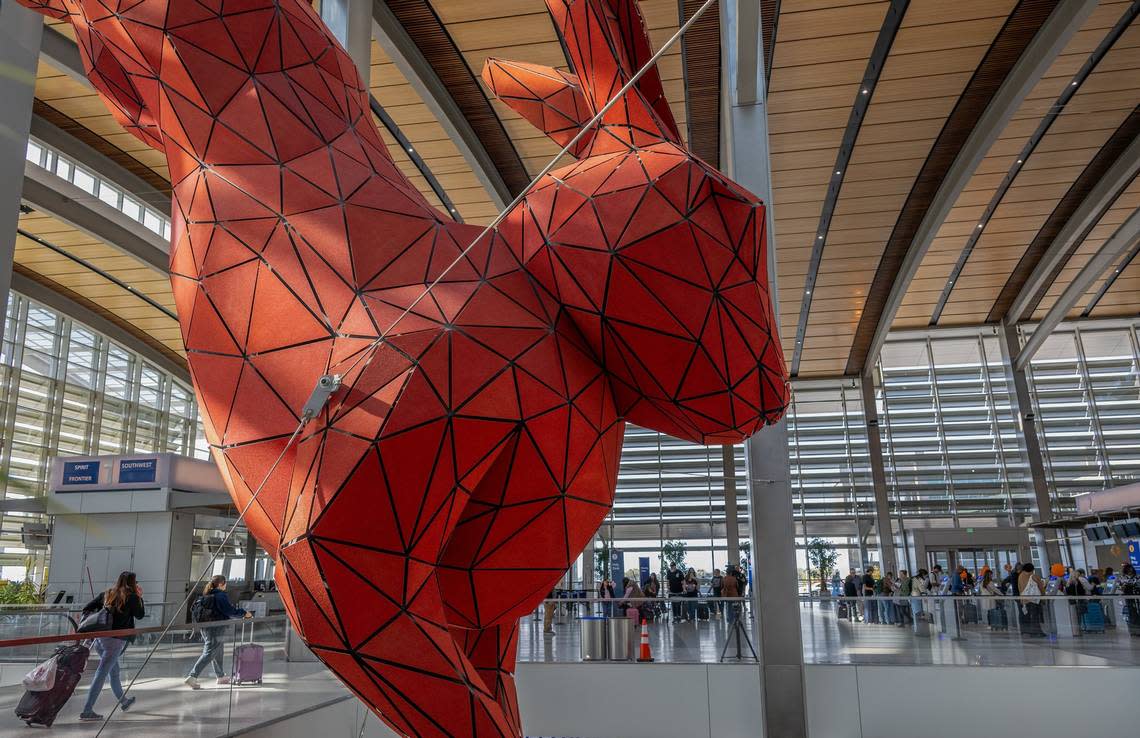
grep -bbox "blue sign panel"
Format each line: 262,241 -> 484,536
118,458 -> 157,484
639,557 -> 651,586
1129,541 -> 1140,570
608,549 -> 624,585
62,461 -> 99,485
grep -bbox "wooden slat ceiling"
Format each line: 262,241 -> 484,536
15,210 -> 182,362
430,0 -> 688,179
908,2 -> 1140,330
1034,172 -> 1140,319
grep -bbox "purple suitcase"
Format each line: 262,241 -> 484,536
232,622 -> 264,685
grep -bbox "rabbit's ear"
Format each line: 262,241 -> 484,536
482,59 -> 597,157
546,0 -> 681,146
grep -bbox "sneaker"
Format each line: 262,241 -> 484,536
120,696 -> 136,712
216,676 -> 232,685
184,676 -> 201,690
79,712 -> 103,722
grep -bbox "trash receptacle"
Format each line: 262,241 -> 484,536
580,616 -> 607,661
607,616 -> 632,661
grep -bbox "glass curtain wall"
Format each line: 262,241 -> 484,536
0,292 -> 207,574
1023,321 -> 1140,505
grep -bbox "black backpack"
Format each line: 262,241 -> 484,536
191,593 -> 223,623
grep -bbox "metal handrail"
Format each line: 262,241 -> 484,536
0,614 -> 289,649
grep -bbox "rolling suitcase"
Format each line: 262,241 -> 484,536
1081,601 -> 1105,633
696,602 -> 710,621
232,621 -> 264,685
837,602 -> 849,620
987,606 -> 1008,631
15,643 -> 89,727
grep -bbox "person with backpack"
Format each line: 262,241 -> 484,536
79,571 -> 145,721
185,576 -> 251,689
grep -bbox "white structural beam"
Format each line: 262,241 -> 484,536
861,0 -> 1095,371
723,2 -> 807,737
0,4 -> 43,340
1006,133 -> 1140,324
321,0 -> 373,85
372,1 -> 512,209
22,162 -> 169,273
1016,207 -> 1140,371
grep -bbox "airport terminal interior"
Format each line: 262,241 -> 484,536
0,0 -> 1139,736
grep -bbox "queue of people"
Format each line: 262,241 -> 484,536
592,563 -> 749,623
837,562 -> 1140,638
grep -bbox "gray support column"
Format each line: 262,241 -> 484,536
723,3 -> 807,737
321,0 -> 373,85
243,530 -> 258,592
0,3 -> 42,339
723,445 -> 740,565
861,370 -> 897,574
998,321 -> 1062,566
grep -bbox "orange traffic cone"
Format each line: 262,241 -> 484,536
637,619 -> 654,662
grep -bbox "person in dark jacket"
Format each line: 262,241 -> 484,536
79,571 -> 145,721
666,563 -> 685,619
185,576 -> 251,688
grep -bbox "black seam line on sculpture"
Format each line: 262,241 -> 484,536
13,228 -> 178,320
1083,229 -> 1140,317
309,540 -> 410,641
791,0 -> 910,377
403,418 -> 455,549
933,0 -> 1140,325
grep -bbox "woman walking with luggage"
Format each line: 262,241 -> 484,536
79,571 -> 145,721
185,576 -> 251,689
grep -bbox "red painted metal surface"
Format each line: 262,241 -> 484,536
17,1 -> 787,735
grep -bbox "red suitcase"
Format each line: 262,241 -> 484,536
15,643 -> 90,727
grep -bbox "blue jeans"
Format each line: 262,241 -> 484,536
83,638 -> 127,714
189,627 -> 226,678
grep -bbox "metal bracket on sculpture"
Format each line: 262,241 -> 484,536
301,374 -> 342,422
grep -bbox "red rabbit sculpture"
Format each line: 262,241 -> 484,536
15,0 -> 787,735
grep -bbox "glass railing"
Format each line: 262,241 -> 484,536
0,609 -> 348,735
25,138 -> 171,240
524,594 -> 1140,667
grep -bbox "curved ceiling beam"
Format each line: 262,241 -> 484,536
1081,234 -> 1140,318
994,107 -> 1140,324
844,0 -> 1094,376
790,0 -> 908,377
933,2 -> 1140,325
761,0 -> 779,86
1016,206 -> 1140,371
373,0 -> 529,209
22,161 -> 169,273
680,0 -> 722,167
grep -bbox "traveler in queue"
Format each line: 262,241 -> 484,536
79,571 -> 145,721
711,569 -> 724,616
682,568 -> 700,621
1120,564 -> 1139,637
185,575 -> 252,689
910,568 -> 929,617
861,567 -> 877,624
895,569 -> 912,626
722,565 -> 741,623
843,569 -> 859,621
666,563 -> 685,620
1018,563 -> 1047,638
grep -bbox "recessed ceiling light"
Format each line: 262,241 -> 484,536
836,170 -> 842,175
1016,159 -> 1023,164
1071,80 -> 1078,86
818,235 -> 824,240
862,89 -> 869,94
977,223 -> 984,229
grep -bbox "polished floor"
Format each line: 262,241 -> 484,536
519,600 -> 1140,667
